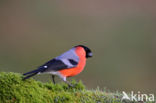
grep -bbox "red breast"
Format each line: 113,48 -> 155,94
59,47 -> 86,77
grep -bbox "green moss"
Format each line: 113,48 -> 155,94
0,72 -> 153,103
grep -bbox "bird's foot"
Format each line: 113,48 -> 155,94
68,84 -> 76,88
65,81 -> 76,88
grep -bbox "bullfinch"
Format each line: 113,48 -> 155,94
23,45 -> 92,86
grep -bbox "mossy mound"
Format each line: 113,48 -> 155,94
0,72 -> 122,103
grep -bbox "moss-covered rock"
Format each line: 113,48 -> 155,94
0,72 -> 144,103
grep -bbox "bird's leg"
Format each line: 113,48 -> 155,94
62,77 -> 74,87
65,81 -> 74,87
52,75 -> 55,84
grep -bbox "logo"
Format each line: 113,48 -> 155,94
122,91 -> 155,102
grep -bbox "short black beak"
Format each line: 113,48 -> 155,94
88,52 -> 93,57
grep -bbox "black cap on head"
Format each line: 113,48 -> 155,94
75,45 -> 93,58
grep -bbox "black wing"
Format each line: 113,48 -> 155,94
41,58 -> 78,73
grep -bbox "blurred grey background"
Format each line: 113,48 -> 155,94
0,0 -> 156,94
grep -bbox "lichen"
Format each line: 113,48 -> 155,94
0,72 -> 126,103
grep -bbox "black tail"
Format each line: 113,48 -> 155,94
23,72 -> 38,80
23,68 -> 43,80
23,69 -> 41,75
